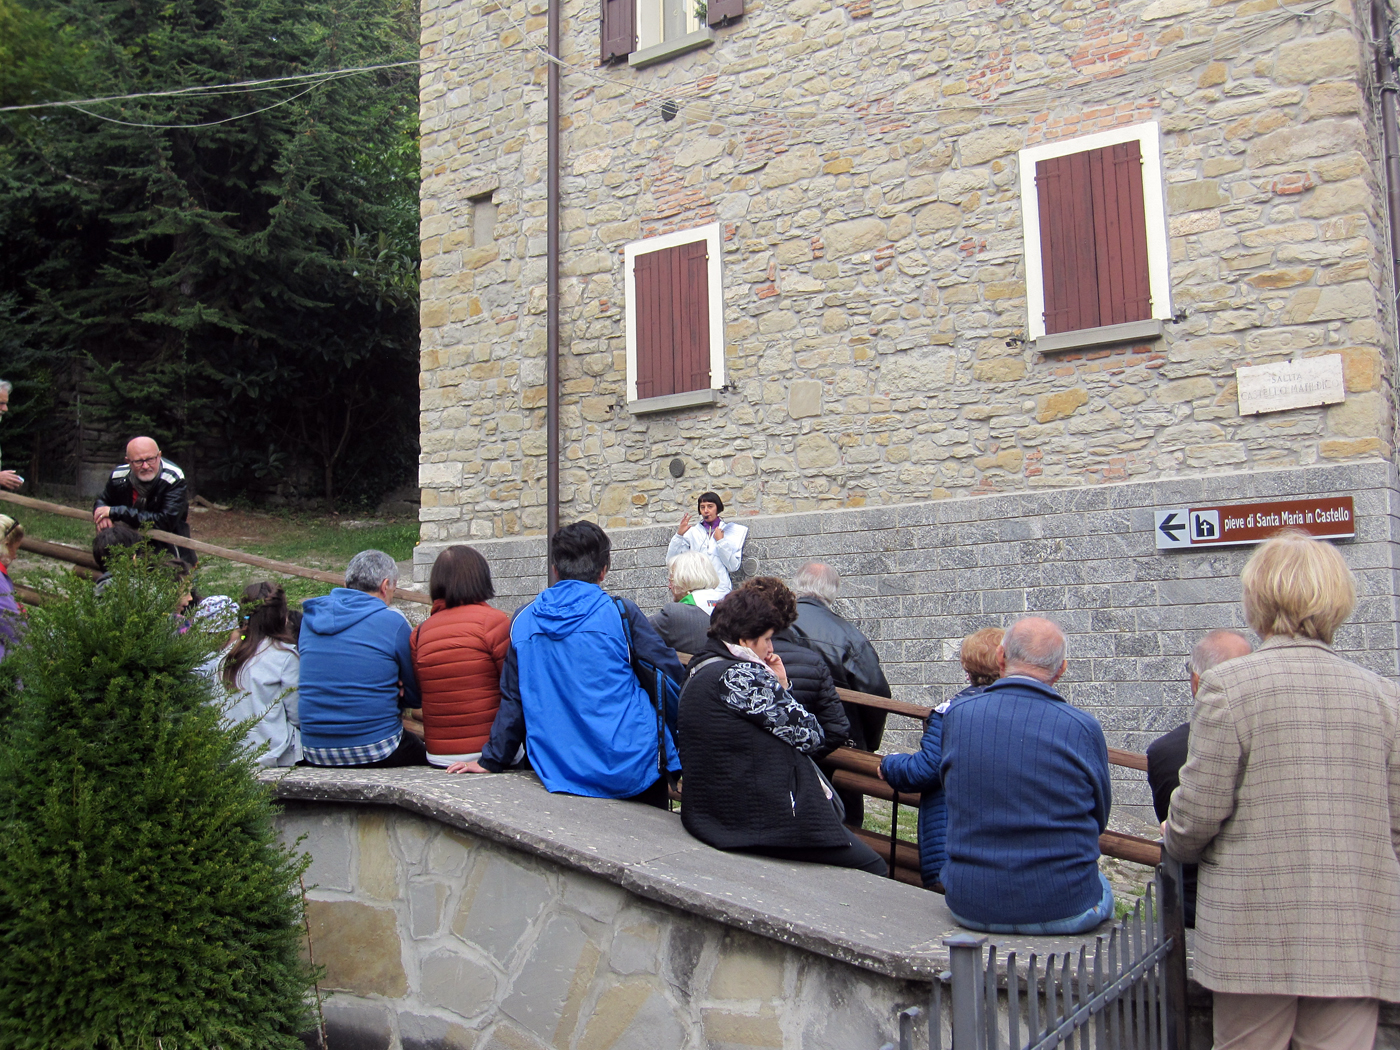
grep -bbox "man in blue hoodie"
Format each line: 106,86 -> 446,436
450,521 -> 684,806
299,549 -> 424,766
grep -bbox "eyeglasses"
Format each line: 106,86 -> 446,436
128,455 -> 161,467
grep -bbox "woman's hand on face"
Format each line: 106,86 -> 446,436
764,651 -> 788,688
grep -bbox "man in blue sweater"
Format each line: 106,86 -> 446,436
299,549 -> 424,766
941,616 -> 1113,935
451,520 -> 684,807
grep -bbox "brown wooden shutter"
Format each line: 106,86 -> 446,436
601,0 -> 635,63
1091,140 -> 1151,326
633,240 -> 712,399
708,0 -> 743,25
1035,142 -> 1152,335
678,238 -> 711,392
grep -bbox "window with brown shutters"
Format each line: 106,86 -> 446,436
602,0 -> 741,64
633,239 -> 712,400
600,0 -> 636,63
1034,140 -> 1152,336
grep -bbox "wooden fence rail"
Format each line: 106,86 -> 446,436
673,651 -> 1164,882
0,491 -> 431,605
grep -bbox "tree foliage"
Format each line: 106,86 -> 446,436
0,0 -> 420,503
0,558 -> 316,1048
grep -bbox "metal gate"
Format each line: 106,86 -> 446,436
885,858 -> 1189,1050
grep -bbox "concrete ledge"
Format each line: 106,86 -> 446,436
263,767 -> 1111,981
626,388 -> 718,415
1034,318 -> 1165,355
628,28 -> 716,68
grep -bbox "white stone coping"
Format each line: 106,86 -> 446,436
261,766 -> 1116,982
628,27 -> 716,68
626,388 -> 719,415
1033,318 -> 1165,355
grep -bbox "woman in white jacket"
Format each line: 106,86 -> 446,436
667,491 -> 748,595
221,581 -> 301,767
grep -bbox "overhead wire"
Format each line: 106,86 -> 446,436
0,0 -> 1341,135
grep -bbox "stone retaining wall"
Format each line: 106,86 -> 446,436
414,460 -> 1400,814
284,801 -> 927,1050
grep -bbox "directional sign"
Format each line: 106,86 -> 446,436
1154,510 -> 1188,548
1155,496 -> 1354,551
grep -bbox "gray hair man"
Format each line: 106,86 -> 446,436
296,549 -> 424,767
1146,629 -> 1253,927
941,616 -> 1114,935
0,379 -> 21,491
789,561 -> 892,826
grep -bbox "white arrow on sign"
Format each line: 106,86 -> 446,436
1154,509 -> 1190,549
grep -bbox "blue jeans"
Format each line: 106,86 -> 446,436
949,872 -> 1115,935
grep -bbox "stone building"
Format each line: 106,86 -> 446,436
415,0 -> 1400,797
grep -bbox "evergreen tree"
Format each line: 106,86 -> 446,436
0,0 -> 420,503
0,559 -> 316,1048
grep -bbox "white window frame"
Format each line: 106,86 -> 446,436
623,222 -> 725,407
1017,121 -> 1173,342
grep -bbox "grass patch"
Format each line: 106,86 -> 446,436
861,797 -> 920,843
8,496 -> 420,610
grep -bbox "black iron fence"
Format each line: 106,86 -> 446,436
886,857 -> 1189,1050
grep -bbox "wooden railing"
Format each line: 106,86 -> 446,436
0,491 -> 430,605
822,685 -> 1161,885
674,653 -> 1163,888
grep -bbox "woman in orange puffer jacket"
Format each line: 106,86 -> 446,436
410,545 -> 511,767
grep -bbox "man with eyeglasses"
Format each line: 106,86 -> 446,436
93,436 -> 195,566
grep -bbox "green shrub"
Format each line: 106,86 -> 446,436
0,558 -> 315,1048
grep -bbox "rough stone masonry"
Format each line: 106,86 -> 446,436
418,0 -> 1395,538
414,0 -> 1400,789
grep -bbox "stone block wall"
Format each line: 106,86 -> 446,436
418,0 -> 1396,541
415,460 -> 1400,815
282,801 -> 929,1050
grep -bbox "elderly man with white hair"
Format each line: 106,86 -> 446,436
789,561 -> 892,825
941,615 -> 1113,935
297,549 -> 424,767
0,379 -> 23,491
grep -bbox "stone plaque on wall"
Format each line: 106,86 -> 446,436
1236,355 -> 1345,416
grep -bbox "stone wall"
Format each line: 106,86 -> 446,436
418,0 -> 1396,541
414,460 -> 1400,814
274,770 -> 959,1050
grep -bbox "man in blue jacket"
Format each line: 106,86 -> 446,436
299,549 -> 424,766
941,616 -> 1113,935
452,520 -> 684,807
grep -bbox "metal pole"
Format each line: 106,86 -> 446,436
545,0 -> 561,561
1158,852 -> 1190,1050
1372,0 -> 1400,351
946,934 -> 988,1050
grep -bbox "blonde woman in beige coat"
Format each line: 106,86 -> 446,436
1165,529 -> 1400,1050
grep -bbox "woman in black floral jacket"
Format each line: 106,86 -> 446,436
676,588 -> 888,875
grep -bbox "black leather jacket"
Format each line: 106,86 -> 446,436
789,596 -> 891,699
94,457 -> 194,563
772,628 -> 852,756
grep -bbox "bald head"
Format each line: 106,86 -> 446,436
998,616 -> 1067,684
1189,629 -> 1253,696
125,436 -> 162,483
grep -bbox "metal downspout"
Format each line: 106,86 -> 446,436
546,0 -> 561,557
1374,0 -> 1400,340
